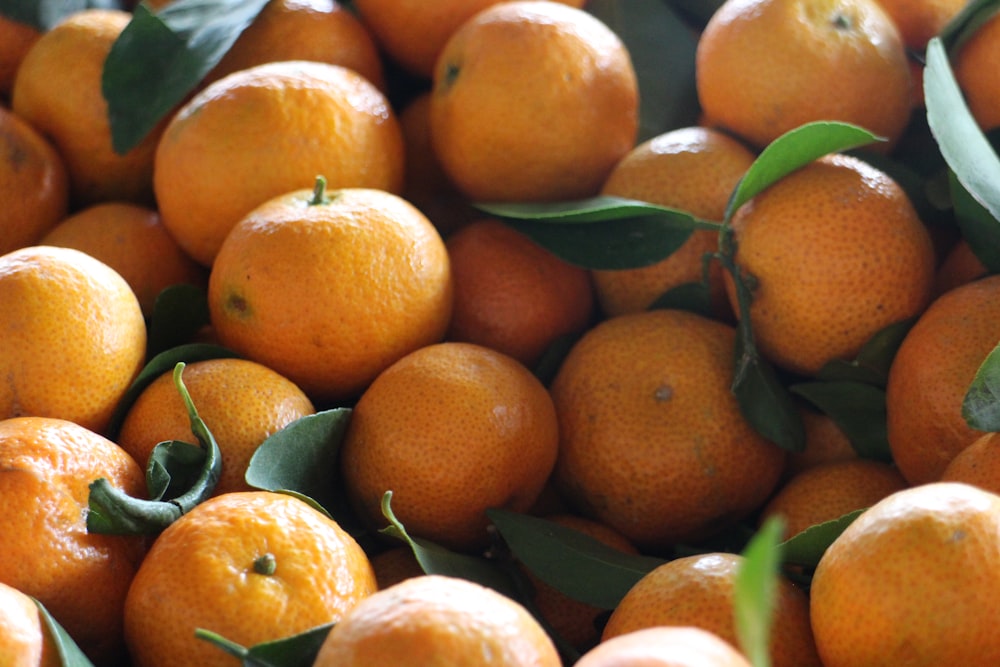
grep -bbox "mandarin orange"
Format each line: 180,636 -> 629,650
576,626 -> 752,667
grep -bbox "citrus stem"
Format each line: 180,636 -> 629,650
194,629 -> 250,659
254,553 -> 277,576
310,175 -> 330,206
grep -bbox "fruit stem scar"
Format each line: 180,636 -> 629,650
310,174 -> 331,206
253,552 -> 277,575
442,62 -> 461,90
831,12 -> 852,31
655,384 -> 673,401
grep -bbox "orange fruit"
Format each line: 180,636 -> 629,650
525,514 -> 639,653
445,218 -> 595,368
576,626 -> 752,667
0,16 -> 39,99
38,202 -> 207,316
208,185 -> 452,405
11,9 -> 163,205
0,105 -> 68,255
340,341 -> 559,552
117,358 -> 316,496
931,237 -> 990,298
954,9 -> 1000,132
398,91 -> 478,237
602,552 -> 822,667
154,59 -> 405,266
760,459 -> 908,539
0,246 -> 146,434
784,407 -> 858,479
369,546 -> 426,590
874,0 -> 967,50
885,274 -> 1000,484
696,0 -> 912,150
593,126 -> 757,320
204,0 -> 386,90
724,153 -> 936,376
351,0 -> 587,79
429,1 -> 639,202
124,491 -> 376,667
0,581 -> 58,667
312,574 -> 561,667
550,309 -> 787,551
0,416 -> 147,665
941,432 -> 1000,495
810,482 -> 1000,666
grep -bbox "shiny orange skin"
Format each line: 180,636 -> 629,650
873,0 -> 967,50
340,342 -> 560,552
154,60 -> 405,266
0,106 -> 68,255
886,274 -> 1000,484
430,1 -> 639,202
0,246 -> 146,435
940,432 -> 1000,495
725,153 -> 936,376
550,309 -> 787,551
954,11 -> 1000,132
810,482 -> 1000,666
577,627 -> 752,667
124,491 -> 377,667
208,187 -> 453,405
0,417 -> 147,665
0,581 -> 59,667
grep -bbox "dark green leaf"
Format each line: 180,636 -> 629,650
379,492 -> 522,599
588,0 -> 699,140
487,509 -> 666,610
146,283 -> 211,358
103,0 -> 270,153
734,516 -> 784,667
963,341 -> 1000,431
780,509 -> 865,568
195,623 -> 333,667
662,0 -> 724,27
245,409 -> 353,520
647,280 -> 714,317
731,328 -> 806,453
146,439 -> 206,501
106,342 -> 240,440
789,381 -> 892,462
949,171 -> 1000,273
725,122 -> 882,221
477,197 -> 715,270
815,318 -> 916,387
925,38 -> 1000,231
531,331 -> 581,387
34,598 -> 95,667
0,0 -> 122,31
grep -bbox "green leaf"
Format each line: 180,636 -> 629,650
146,439 -> 208,502
925,38 -> 1000,235
105,342 -> 240,440
937,0 -> 1000,50
378,492 -> 522,599
34,598 -> 95,667
814,318 -> 916,387
146,283 -> 211,359
789,381 -> 892,462
731,328 -> 806,453
779,509 -> 865,568
734,516 -> 785,667
949,170 -> 1000,273
245,409 -> 354,521
103,0 -> 270,153
963,341 -> 1000,431
588,0 -> 699,140
647,280 -> 715,317
725,122 -> 883,221
195,623 -> 333,667
476,196 -> 717,270
0,0 -> 122,31
486,509 -> 666,610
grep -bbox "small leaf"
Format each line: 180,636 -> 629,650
379,492 -> 522,599
725,122 -> 883,221
245,409 -> 354,521
588,0 -> 699,139
195,623 -> 333,667
734,516 -> 785,667
924,38 -> 1000,231
647,280 -> 714,317
476,196 -> 717,270
0,0 -> 122,31
487,509 -> 667,610
34,598 -> 96,667
963,341 -> 1000,431
103,0 -> 270,153
146,283 -> 211,358
790,381 -> 892,462
779,509 -> 865,568
731,328 -> 806,453
815,318 -> 916,387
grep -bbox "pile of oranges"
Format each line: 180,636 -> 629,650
1,0 -> 999,665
